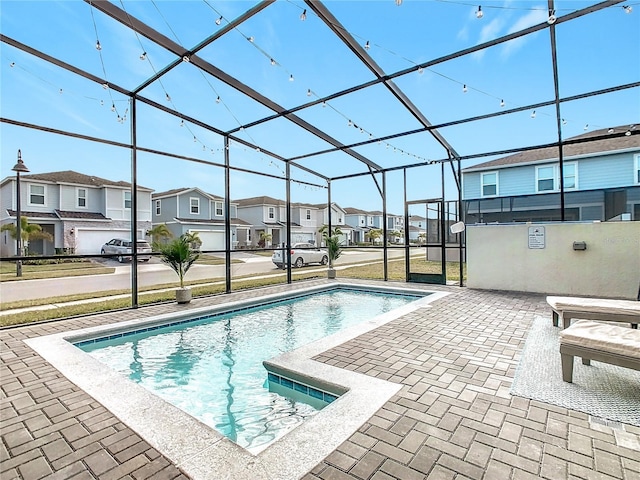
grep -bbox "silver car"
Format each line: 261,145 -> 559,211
272,243 -> 328,269
101,238 -> 152,263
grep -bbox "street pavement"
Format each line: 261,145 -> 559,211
1,249 -> 407,303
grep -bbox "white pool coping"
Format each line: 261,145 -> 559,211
25,283 -> 449,480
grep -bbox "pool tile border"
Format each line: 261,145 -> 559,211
24,282 -> 450,480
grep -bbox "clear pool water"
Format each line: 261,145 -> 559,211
78,288 -> 421,451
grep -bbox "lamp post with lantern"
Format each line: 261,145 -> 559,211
11,150 -> 29,277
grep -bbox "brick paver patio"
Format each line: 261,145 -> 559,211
2,280 -> 639,479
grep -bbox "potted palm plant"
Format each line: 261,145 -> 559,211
319,225 -> 343,279
156,234 -> 200,304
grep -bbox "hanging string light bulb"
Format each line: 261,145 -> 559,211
476,6 -> 483,19
623,5 -> 632,13
289,74 -> 294,82
531,110 -> 536,118
216,95 -> 221,103
111,103 -> 116,112
300,9 -> 307,21
96,40 -> 102,51
463,84 -> 468,93
215,16 -> 223,25
102,83 -> 109,90
364,41 -> 370,50
139,51 -> 147,60
307,89 -> 312,97
166,93 -> 171,102
270,58 -> 276,66
417,66 -> 424,74
500,99 -> 505,107
10,62 -> 15,67
180,120 -> 184,127
247,36 -> 254,42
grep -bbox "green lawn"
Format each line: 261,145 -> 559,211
0,259 -> 465,327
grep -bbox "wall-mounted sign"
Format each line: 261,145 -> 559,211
528,226 -> 545,249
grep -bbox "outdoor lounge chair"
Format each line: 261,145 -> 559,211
547,295 -> 639,330
559,320 -> 640,383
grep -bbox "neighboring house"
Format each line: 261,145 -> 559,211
152,188 -> 251,251
337,207 -> 405,244
311,202 -> 352,245
462,126 -> 640,223
235,196 -> 323,247
0,170 -> 153,256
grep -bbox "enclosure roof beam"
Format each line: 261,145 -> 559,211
235,0 -> 620,136
85,0 -> 381,172
306,0 -> 461,163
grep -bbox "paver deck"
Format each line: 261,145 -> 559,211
2,279 -> 639,479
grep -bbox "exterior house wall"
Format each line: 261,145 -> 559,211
25,181 -> 59,212
106,188 -> 126,219
578,153 -> 632,190
467,221 -> 640,299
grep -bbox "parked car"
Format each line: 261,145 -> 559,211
272,243 -> 328,269
100,238 -> 152,263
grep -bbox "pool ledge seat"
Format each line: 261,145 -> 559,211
547,295 -> 640,329
559,319 -> 640,383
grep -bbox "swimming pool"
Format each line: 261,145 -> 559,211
26,282 -> 448,479
76,288 -> 422,452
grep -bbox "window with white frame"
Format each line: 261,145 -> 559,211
306,209 -> 311,220
124,191 -> 132,209
215,201 -> 223,216
268,207 -> 275,219
536,165 -> 555,192
155,199 -> 161,216
562,162 -> 577,189
536,163 -> 577,192
481,172 -> 498,197
29,184 -> 45,205
635,154 -> 640,184
190,197 -> 199,214
77,188 -> 87,208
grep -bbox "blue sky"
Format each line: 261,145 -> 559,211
1,0 -> 638,215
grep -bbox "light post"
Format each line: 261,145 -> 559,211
11,150 -> 29,277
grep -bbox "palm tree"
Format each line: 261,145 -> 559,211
368,228 -> 383,245
258,231 -> 272,248
183,231 -> 202,251
147,224 -> 173,248
156,234 -> 200,289
318,225 -> 343,269
1,217 -> 53,255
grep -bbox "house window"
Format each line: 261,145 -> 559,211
562,163 -> 577,189
77,188 -> 87,208
29,184 -> 45,205
190,197 -> 200,214
481,172 -> 498,197
537,166 -> 555,192
155,200 -> 161,216
635,154 -> 640,184
360,218 -> 364,225
536,163 -> 578,192
215,201 -> 223,216
124,191 -> 132,209
338,217 -> 342,223
306,209 -> 311,220
268,207 -> 275,219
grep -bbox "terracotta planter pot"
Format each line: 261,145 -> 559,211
176,287 -> 192,304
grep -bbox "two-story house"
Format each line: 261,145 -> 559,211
462,126 -> 640,223
0,170 -> 153,256
311,202 -> 352,245
235,196 -> 323,247
344,207 -> 385,243
152,188 -> 251,251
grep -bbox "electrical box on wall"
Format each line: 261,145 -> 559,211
572,241 -> 587,251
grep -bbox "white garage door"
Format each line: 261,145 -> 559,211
194,230 -> 225,251
75,229 -> 130,255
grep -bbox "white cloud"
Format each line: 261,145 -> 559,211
472,18 -> 504,61
501,7 -> 548,58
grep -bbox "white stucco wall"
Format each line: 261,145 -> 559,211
467,222 -> 640,300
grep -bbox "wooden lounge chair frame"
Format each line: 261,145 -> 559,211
547,296 -> 639,330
